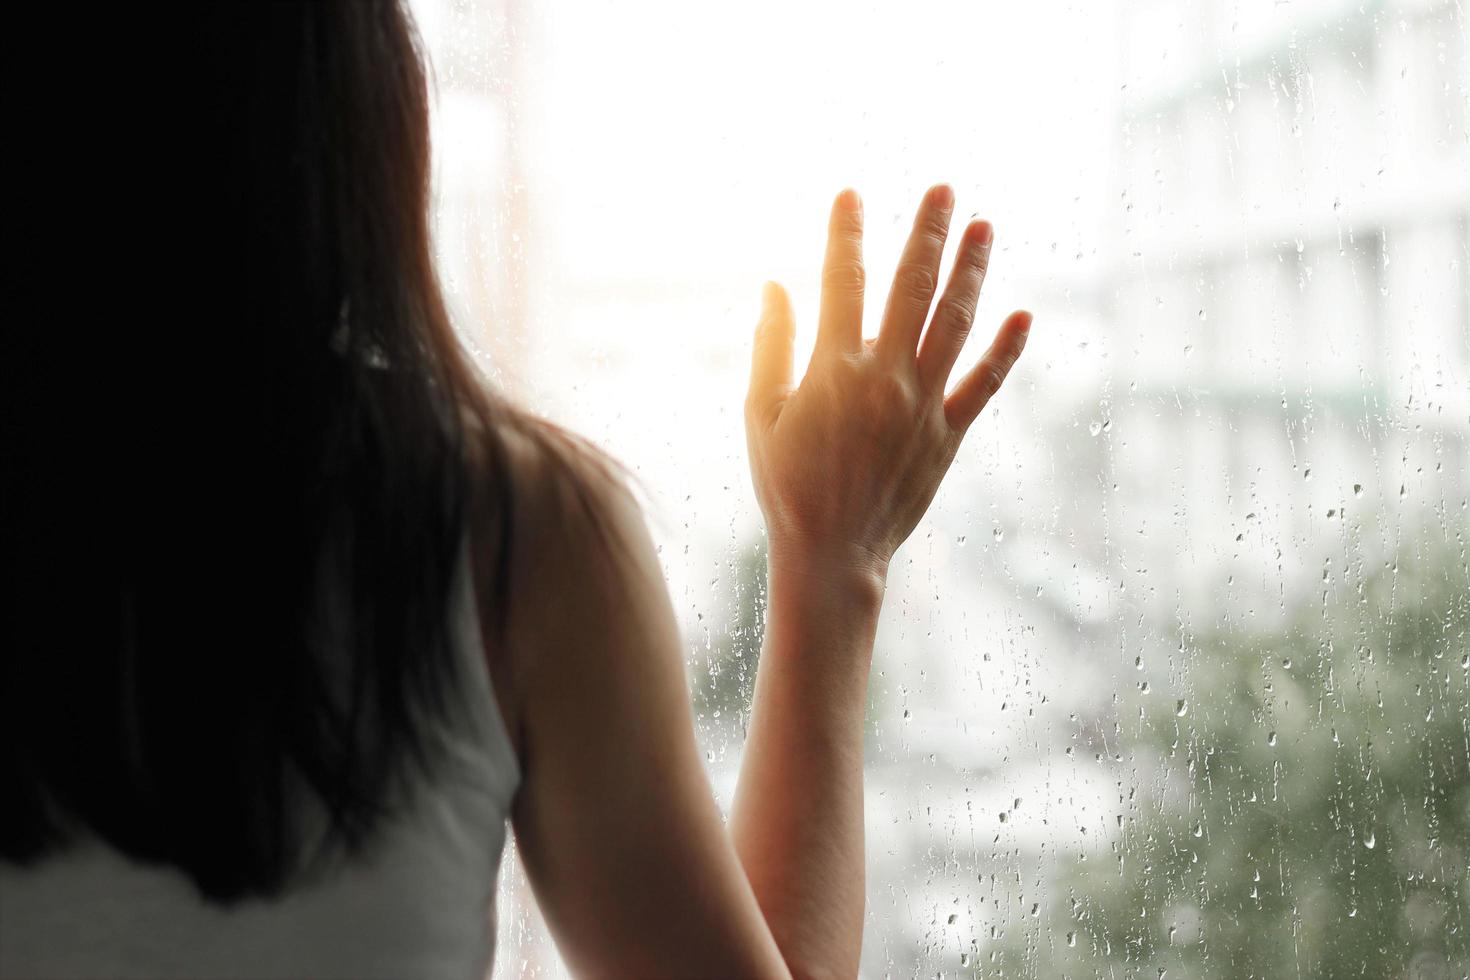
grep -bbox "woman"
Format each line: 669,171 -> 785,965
0,2 -> 1031,977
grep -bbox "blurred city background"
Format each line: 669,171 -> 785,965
407,0 -> 1469,975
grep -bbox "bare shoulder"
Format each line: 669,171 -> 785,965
466,411 -> 672,755
461,411 -> 789,977
495,414 -> 659,621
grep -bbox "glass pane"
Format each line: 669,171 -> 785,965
412,0 -> 1470,974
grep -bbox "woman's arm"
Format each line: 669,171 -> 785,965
497,186 -> 1029,978
729,186 -> 1031,975
727,556 -> 883,979
497,445 -> 792,978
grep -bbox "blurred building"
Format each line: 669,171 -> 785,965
1101,0 -> 1468,632
865,0 -> 1469,972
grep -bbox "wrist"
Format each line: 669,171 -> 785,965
765,537 -> 889,612
760,540 -> 885,684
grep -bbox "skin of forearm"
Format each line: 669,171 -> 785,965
728,547 -> 886,979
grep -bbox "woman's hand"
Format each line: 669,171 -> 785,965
745,185 -> 1032,584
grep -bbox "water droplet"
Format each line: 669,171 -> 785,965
1067,931 -> 1077,947
1364,830 -> 1376,849
1088,420 -> 1102,437
947,913 -> 958,925
1176,699 -> 1188,717
1303,468 -> 1312,481
1192,822 -> 1203,838
1030,903 -> 1040,917
956,535 -> 966,547
1353,483 -> 1363,497
1282,657 -> 1293,669
1267,731 -> 1278,747
992,527 -> 1004,542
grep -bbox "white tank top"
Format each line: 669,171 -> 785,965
0,542 -> 521,980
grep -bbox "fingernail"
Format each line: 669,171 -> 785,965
762,281 -> 778,306
838,188 -> 862,214
973,220 -> 994,246
930,184 -> 954,210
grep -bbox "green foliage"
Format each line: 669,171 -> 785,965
1024,544 -> 1470,979
690,539 -> 768,749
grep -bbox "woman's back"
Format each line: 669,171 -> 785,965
0,541 -> 519,980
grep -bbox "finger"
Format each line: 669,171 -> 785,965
876,183 -> 954,364
815,188 -> 865,356
944,310 -> 1032,433
918,219 -> 993,391
746,280 -> 796,429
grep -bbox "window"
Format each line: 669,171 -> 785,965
411,0 -> 1469,974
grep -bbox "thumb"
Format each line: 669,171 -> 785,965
745,281 -> 795,427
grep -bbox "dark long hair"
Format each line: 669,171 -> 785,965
1,1 -> 564,901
